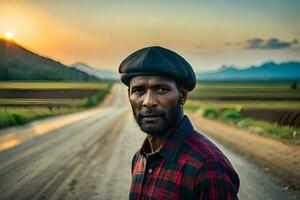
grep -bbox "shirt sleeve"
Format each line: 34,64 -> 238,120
131,152 -> 139,175
194,160 -> 240,200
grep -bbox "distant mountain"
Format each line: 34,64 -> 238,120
71,63 -> 118,81
0,39 -> 99,81
196,61 -> 300,82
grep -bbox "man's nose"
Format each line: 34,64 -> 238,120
142,90 -> 157,108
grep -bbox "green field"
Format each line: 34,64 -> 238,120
186,82 -> 300,110
0,82 -> 110,106
0,81 -> 111,129
185,82 -> 300,140
0,81 -> 109,89
185,99 -> 300,111
0,98 -> 82,106
189,82 -> 300,101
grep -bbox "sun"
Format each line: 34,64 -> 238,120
4,31 -> 14,40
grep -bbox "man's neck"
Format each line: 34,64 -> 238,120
147,134 -> 168,153
147,115 -> 184,153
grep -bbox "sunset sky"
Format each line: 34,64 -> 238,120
1,0 -> 300,71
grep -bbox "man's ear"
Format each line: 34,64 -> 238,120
178,88 -> 188,105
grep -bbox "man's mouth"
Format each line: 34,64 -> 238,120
141,114 -> 162,122
141,114 -> 161,118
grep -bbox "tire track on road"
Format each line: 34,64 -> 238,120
0,107 -> 128,200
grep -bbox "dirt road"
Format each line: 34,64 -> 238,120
0,84 -> 299,200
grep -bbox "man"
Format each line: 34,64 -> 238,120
118,46 -> 240,200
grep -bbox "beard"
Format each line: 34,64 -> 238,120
132,103 -> 183,136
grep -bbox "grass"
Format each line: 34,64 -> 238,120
77,85 -> 111,108
0,99 -> 83,106
236,118 -> 299,139
202,105 -> 221,119
0,82 -> 112,129
0,107 -> 84,129
185,99 -> 300,110
184,82 -> 300,140
0,81 -> 109,89
197,106 -> 300,140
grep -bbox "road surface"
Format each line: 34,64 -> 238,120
0,84 -> 299,200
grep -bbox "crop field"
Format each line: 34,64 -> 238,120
189,82 -> 300,101
0,81 -> 111,129
185,99 -> 300,111
0,98 -> 82,107
186,82 -> 300,128
0,82 -> 109,89
0,82 -> 110,103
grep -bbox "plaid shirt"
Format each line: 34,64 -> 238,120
129,116 -> 239,200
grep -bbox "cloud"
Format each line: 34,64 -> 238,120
245,38 -> 298,49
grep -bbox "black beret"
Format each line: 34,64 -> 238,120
118,46 -> 196,91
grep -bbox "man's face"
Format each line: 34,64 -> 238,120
128,76 -> 187,136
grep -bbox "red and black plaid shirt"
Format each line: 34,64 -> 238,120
130,116 -> 239,200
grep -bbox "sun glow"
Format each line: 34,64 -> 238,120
4,31 -> 14,40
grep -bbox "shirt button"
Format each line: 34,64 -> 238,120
148,168 -> 153,174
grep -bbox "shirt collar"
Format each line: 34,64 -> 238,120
139,115 -> 194,162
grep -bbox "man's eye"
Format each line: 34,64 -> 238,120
132,88 -> 143,94
157,88 -> 168,93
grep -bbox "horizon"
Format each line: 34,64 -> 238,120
1,1 -> 300,71
1,37 -> 299,74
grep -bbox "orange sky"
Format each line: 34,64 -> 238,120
1,1 -> 300,71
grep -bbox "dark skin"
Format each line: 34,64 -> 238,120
128,76 -> 188,153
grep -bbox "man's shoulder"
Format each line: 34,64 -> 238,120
178,129 -> 232,169
132,149 -> 141,163
183,130 -> 240,196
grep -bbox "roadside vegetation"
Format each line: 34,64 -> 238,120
199,105 -> 300,140
0,82 -> 111,129
0,107 -> 82,129
185,82 -> 300,141
77,86 -> 110,108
